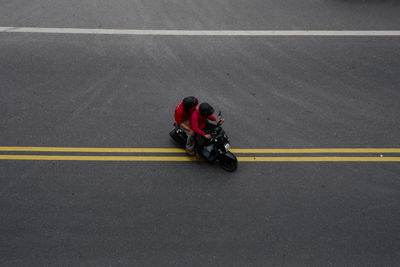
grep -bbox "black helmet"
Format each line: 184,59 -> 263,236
182,96 -> 198,111
199,103 -> 214,117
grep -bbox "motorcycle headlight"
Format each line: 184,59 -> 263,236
224,143 -> 231,152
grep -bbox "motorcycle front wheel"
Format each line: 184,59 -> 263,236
219,152 -> 238,172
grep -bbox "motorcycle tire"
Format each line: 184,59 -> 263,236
169,128 -> 186,147
219,152 -> 238,172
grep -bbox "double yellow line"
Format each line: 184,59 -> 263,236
1,146 -> 400,162
2,147 -> 400,154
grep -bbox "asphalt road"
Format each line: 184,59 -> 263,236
1,1 -> 400,266
1,0 -> 400,30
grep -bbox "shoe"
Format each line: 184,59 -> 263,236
186,149 -> 195,156
195,150 -> 202,160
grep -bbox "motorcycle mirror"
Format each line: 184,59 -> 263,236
218,111 -> 222,117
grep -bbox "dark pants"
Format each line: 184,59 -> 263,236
194,134 -> 207,150
194,123 -> 213,150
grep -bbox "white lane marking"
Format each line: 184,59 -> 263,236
1,27 -> 400,36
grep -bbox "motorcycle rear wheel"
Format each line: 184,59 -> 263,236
169,127 -> 186,147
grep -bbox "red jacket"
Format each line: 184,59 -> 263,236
174,101 -> 196,125
190,109 -> 216,136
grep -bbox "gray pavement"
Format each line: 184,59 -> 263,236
1,34 -> 400,148
1,1 -> 400,266
1,0 -> 400,30
1,161 -> 400,266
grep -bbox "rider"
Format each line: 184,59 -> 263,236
190,102 -> 223,150
174,96 -> 199,154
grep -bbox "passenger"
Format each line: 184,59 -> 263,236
174,96 -> 199,155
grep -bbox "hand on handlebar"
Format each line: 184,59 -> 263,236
204,134 -> 212,139
217,118 -> 224,124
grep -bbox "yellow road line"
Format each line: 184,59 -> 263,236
1,146 -> 400,154
237,157 -> 400,162
0,146 -> 185,153
0,155 -> 197,161
0,155 -> 400,162
233,148 -> 400,153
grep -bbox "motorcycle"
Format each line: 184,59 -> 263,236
169,112 -> 238,172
